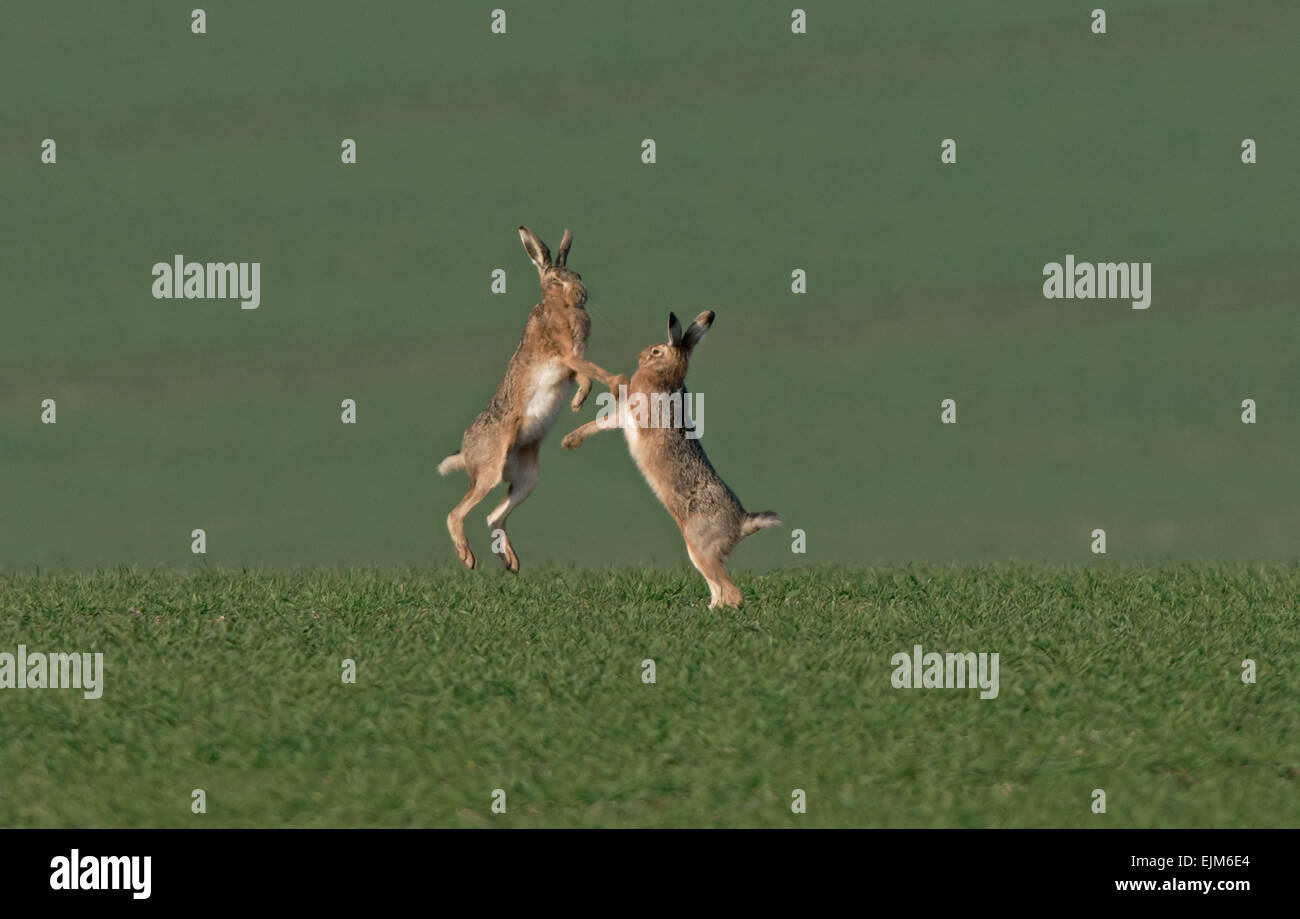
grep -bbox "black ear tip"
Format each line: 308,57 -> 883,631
668,311 -> 679,325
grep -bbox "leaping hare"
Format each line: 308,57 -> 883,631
439,226 -> 627,572
562,311 -> 780,607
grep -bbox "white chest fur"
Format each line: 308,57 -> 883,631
621,416 -> 675,508
518,359 -> 573,443
622,418 -> 643,454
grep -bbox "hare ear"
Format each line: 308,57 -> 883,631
668,312 -> 684,347
518,226 -> 551,275
555,229 -> 573,267
682,310 -> 715,350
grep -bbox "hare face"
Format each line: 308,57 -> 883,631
541,266 -> 586,310
519,226 -> 586,310
634,311 -> 713,389
636,341 -> 688,388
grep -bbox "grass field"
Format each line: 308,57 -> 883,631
2,1 -> 1296,832
1,564 -> 1296,828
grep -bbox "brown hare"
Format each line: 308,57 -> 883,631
439,226 -> 627,572
562,311 -> 780,608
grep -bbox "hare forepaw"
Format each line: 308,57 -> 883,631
571,376 -> 592,411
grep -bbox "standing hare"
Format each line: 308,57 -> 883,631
562,311 -> 780,608
439,226 -> 627,572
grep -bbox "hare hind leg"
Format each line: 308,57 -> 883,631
685,541 -> 743,609
447,431 -> 515,571
485,442 -> 539,573
448,473 -> 499,570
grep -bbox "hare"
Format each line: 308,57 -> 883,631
561,311 -> 780,608
439,226 -> 627,572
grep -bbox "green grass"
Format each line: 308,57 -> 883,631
1,564 -> 1296,827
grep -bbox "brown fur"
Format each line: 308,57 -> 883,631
439,227 -> 627,572
562,311 -> 780,607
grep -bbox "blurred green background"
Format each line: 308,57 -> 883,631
2,0 -> 1296,570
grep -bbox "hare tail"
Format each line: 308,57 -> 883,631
438,453 -> 466,476
740,511 -> 782,540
